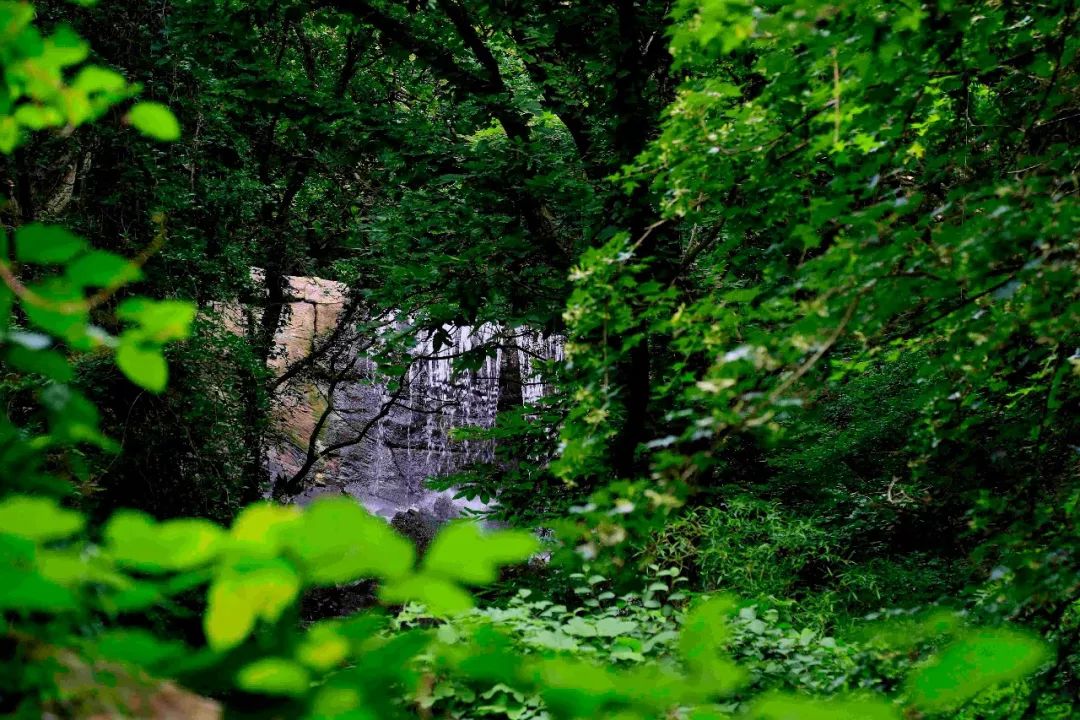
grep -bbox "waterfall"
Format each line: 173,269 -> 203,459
247,275 -> 563,522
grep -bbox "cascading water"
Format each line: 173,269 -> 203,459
255,276 -> 563,523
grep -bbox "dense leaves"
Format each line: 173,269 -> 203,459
1,0 -> 1077,718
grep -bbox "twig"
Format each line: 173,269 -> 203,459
767,291 -> 862,404
0,213 -> 166,314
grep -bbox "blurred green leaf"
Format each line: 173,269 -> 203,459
907,628 -> 1051,712
127,101 -> 180,141
205,561 -> 300,650
296,623 -> 350,671
749,693 -> 901,720
424,521 -> 538,585
0,567 -> 77,611
287,496 -> 414,583
237,658 -> 311,696
0,495 -> 84,542
380,574 -> 474,615
66,250 -> 142,288
105,512 -> 223,572
72,65 -> 126,93
229,503 -> 302,557
5,345 -> 72,381
116,341 -> 168,393
117,298 -> 196,342
91,629 -> 187,669
15,223 -> 85,264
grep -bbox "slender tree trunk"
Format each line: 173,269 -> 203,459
605,0 -> 674,478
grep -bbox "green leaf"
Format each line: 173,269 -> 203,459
237,658 -> 311,696
15,223 -> 85,264
13,104 -> 63,130
680,595 -> 745,694
296,624 -> 350,670
0,283 -> 13,333
0,1 -> 34,35
722,288 -> 759,303
423,521 -> 539,585
595,617 -> 637,637
205,561 -> 300,650
562,617 -> 598,637
117,298 -> 196,342
72,65 -> 126,94
21,279 -> 89,341
907,629 -> 1051,712
126,101 -> 180,141
105,582 -> 163,613
379,574 -> 474,615
46,25 -> 90,67
287,496 -> 414,583
5,345 -> 73,382
105,511 -> 223,572
40,384 -> 113,448
66,250 -> 142,288
0,567 -> 77,611
92,630 -> 187,669
204,578 -> 256,651
38,548 -> 120,587
0,495 -> 84,542
229,503 -> 302,558
0,116 -> 20,153
749,693 -> 901,720
116,341 -> 167,393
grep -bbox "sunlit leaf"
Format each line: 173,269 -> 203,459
287,496 -> 414,583
116,341 -> 168,393
205,561 -> 300,650
0,495 -> 84,542
117,298 -> 196,342
236,658 -> 310,696
424,521 -> 538,585
229,503 -> 302,558
105,511 -> 223,572
72,65 -> 126,94
297,623 -> 350,671
127,101 -> 180,141
204,578 -> 256,651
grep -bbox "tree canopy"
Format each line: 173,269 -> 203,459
1,0 -> 1078,718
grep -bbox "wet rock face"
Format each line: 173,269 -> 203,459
242,274 -> 562,523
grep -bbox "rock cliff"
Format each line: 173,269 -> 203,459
213,274 -> 562,522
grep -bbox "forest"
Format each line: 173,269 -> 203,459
0,0 -> 1078,717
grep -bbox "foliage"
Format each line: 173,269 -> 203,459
0,491 -> 538,716
76,318 -> 265,523
546,2 -> 1079,681
1,0 -> 1078,718
432,395 -> 568,525
396,571 -> 1061,719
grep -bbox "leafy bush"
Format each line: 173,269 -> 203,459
1,1 -> 1076,718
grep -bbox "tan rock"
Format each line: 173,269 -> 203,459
287,275 -> 347,305
269,301 -> 317,371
